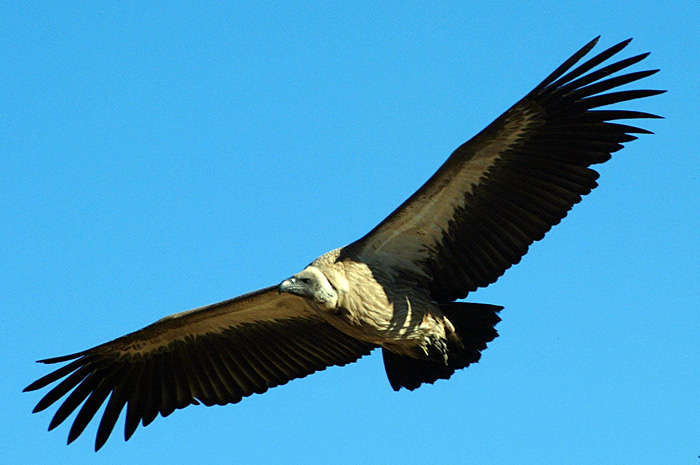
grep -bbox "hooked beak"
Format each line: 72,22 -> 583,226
278,277 -> 296,294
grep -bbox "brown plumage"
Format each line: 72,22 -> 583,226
25,37 -> 663,450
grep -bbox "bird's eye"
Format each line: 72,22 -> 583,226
300,278 -> 311,284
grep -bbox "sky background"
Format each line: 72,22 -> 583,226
2,2 -> 699,464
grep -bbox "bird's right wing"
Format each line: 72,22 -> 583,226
24,286 -> 375,450
342,37 -> 663,302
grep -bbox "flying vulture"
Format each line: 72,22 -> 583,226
25,37 -> 663,450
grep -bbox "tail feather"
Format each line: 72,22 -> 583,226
383,302 -> 502,391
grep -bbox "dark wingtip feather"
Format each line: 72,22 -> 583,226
24,352 -> 87,392
580,89 -> 666,109
615,37 -> 633,50
546,38 -> 638,92
124,405 -> 140,442
589,109 -> 664,121
609,38 -> 633,56
538,36 -> 600,88
37,351 -> 87,364
25,375 -> 61,394
25,358 -> 88,393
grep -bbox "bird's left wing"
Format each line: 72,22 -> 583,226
342,37 -> 663,301
24,286 -> 375,450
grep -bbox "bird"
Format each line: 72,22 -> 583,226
25,36 -> 663,451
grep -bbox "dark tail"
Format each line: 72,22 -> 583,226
382,302 -> 502,391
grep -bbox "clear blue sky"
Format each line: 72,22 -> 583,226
3,3 -> 698,464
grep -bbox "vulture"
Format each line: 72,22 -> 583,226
25,37 -> 663,450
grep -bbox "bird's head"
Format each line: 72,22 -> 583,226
279,266 -> 338,311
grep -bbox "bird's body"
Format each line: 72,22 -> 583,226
25,37 -> 663,450
299,249 -> 455,361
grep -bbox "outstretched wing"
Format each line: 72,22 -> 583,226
343,37 -> 663,301
24,286 -> 375,450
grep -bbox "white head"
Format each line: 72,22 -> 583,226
279,266 -> 338,312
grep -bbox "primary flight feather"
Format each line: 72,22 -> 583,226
25,37 -> 663,450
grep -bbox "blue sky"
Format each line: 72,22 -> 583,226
3,3 -> 699,464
